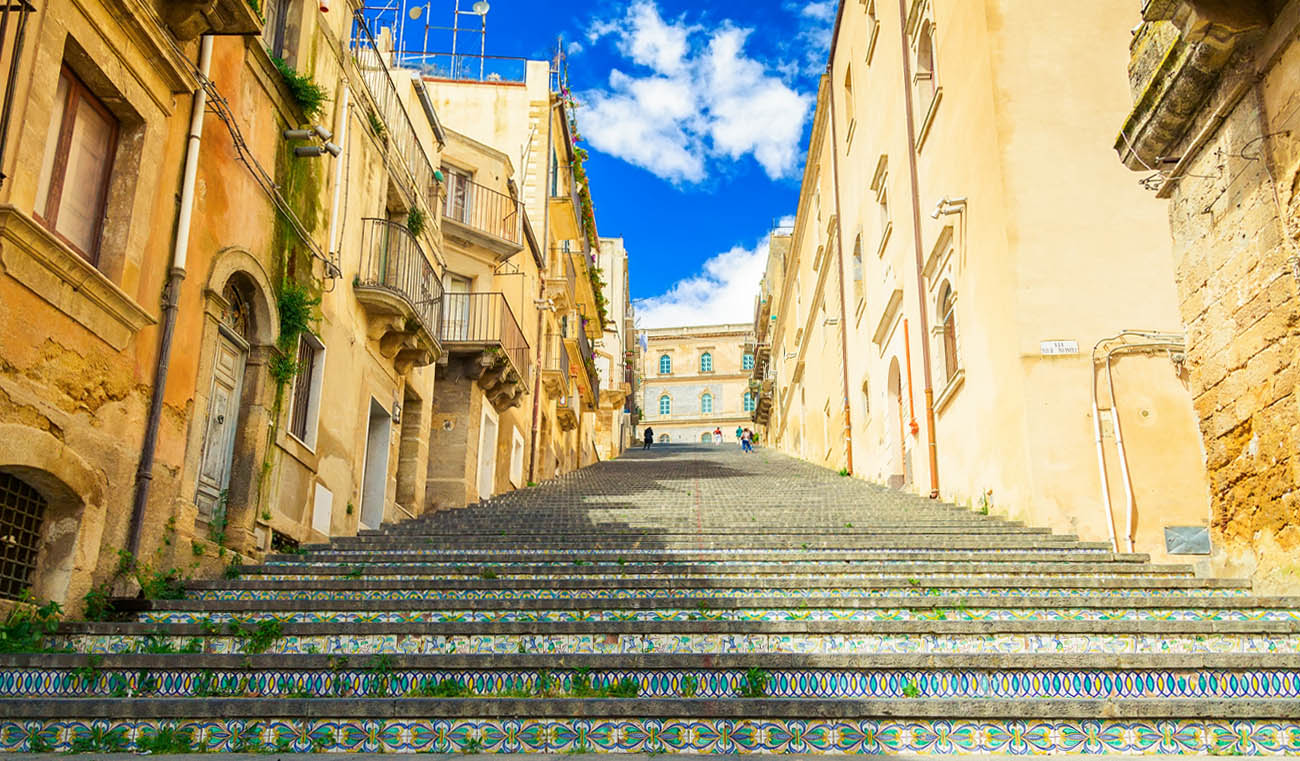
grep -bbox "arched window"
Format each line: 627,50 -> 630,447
659,394 -> 672,415
658,434 -> 670,443
701,432 -> 713,443
659,355 -> 672,375
742,353 -> 754,371
861,379 -> 870,416
743,392 -> 756,412
0,472 -> 48,601
701,393 -> 714,414
700,352 -> 713,373
915,21 -> 937,110
939,282 -> 959,382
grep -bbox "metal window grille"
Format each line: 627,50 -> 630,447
289,337 -> 316,441
0,472 -> 46,601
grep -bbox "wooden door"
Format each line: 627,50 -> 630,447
196,332 -> 247,518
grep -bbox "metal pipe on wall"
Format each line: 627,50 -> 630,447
326,84 -> 350,256
129,34 -> 214,557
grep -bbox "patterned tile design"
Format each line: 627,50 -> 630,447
2,717 -> 1299,755
4,666 -> 1299,699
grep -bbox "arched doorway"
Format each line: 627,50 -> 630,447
195,275 -> 257,521
886,358 -> 906,489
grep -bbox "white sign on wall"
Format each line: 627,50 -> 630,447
1040,340 -> 1080,356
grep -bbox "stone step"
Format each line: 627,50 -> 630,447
316,528 -> 1076,544
47,618 -> 1300,655
359,522 -> 1038,537
307,537 -> 1113,552
240,561 -> 1198,580
123,595 -> 1300,625
180,577 -> 1247,602
4,653 -> 1297,700
264,549 -> 1141,564
1,698 -> 1297,754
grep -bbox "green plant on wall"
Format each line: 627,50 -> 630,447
269,54 -> 327,118
407,207 -> 426,237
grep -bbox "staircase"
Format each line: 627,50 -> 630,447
1,445 -> 1298,755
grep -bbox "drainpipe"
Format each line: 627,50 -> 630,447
128,35 -> 214,557
895,0 -> 940,498
825,69 -> 855,476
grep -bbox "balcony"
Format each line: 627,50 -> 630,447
555,394 -> 578,431
541,333 -> 569,396
355,218 -> 443,372
441,177 -> 522,258
563,314 -> 599,409
162,0 -> 262,39
548,184 -> 583,243
350,15 -> 438,214
440,292 -> 531,410
544,250 -> 576,310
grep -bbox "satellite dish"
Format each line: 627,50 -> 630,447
471,0 -> 489,14
408,4 -> 422,19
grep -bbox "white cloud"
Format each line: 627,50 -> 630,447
579,1 -> 812,184
784,0 -> 835,75
566,40 -> 584,55
634,229 -> 774,328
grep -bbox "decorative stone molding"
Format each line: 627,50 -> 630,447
0,205 -> 155,350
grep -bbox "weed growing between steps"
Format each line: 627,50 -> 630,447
0,594 -> 66,653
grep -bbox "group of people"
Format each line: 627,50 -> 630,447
641,425 -> 756,452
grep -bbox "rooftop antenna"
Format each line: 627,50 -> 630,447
450,0 -> 490,79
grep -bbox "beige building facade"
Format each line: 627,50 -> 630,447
0,0 -> 620,613
1116,0 -> 1300,591
641,324 -> 755,446
594,236 -> 635,460
754,0 -> 1214,565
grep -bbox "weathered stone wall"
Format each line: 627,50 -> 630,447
1163,35 -> 1300,591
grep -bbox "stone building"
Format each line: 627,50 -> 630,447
593,236 -> 634,460
0,0 -> 616,613
1115,0 -> 1300,590
640,324 -> 755,445
752,0 -> 1214,564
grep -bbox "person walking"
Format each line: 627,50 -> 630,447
712,427 -> 723,445
735,426 -> 744,447
643,427 -> 654,450
741,428 -> 754,453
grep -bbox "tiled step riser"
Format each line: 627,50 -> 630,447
133,607 -> 1300,624
61,630 -> 1299,655
184,587 -> 1250,602
2,716 -> 1296,755
280,548 -> 1118,559
7,666 -> 1298,700
240,571 -> 1196,583
320,539 -> 1092,551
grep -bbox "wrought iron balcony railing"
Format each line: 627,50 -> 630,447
441,292 -> 530,383
356,218 -> 444,344
442,176 -> 520,247
350,14 -> 438,213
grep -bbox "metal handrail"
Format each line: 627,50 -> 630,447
441,292 -> 530,383
394,50 -> 528,84
545,332 -> 569,382
442,176 -> 520,245
350,14 -> 438,213
575,323 -> 599,401
357,218 -> 444,339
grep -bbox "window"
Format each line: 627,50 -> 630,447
0,472 -> 46,601
939,282 -> 959,382
871,155 -> 890,256
287,332 -> 326,447
659,354 -> 672,375
700,352 -> 713,373
443,166 -> 473,223
915,22 -> 937,111
263,0 -> 293,59
701,393 -> 714,414
742,353 -> 754,370
852,233 -> 864,303
35,67 -> 119,264
877,186 -> 890,241
743,392 -> 756,413
861,379 -> 870,416
658,434 -> 669,443
701,432 -> 712,443
659,394 -> 671,415
864,0 -> 880,63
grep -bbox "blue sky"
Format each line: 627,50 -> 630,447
393,1 -> 835,326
